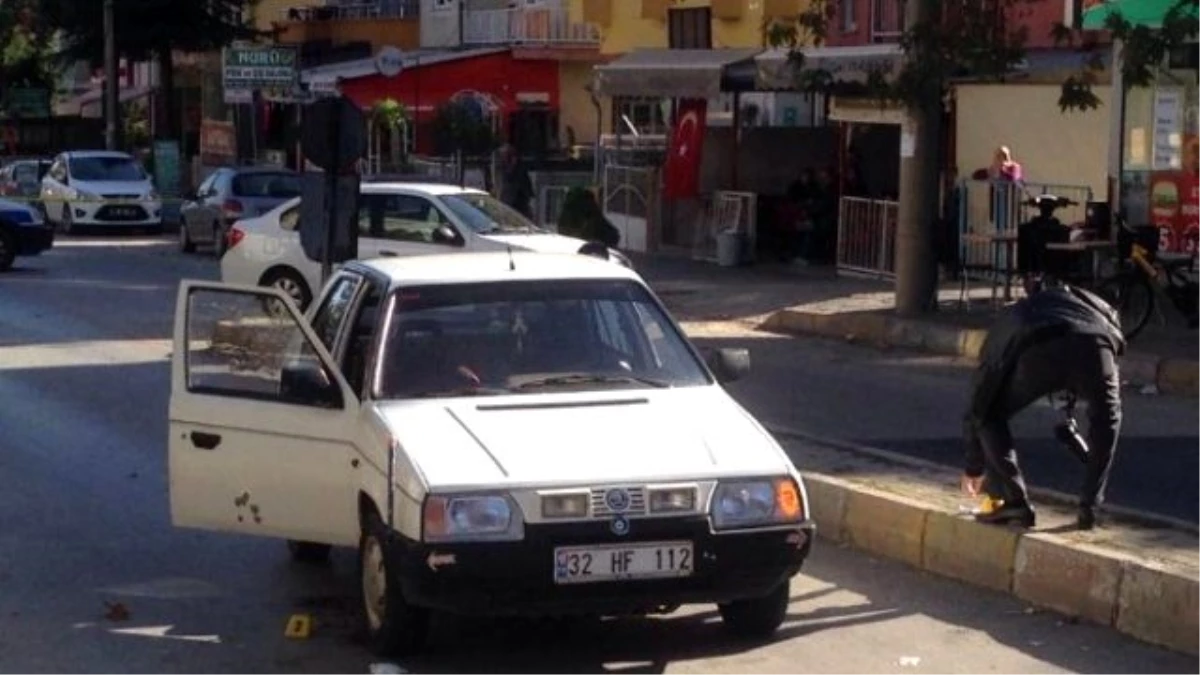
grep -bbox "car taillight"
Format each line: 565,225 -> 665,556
222,199 -> 244,218
226,226 -> 246,250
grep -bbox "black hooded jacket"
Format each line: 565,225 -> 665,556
963,284 -> 1124,476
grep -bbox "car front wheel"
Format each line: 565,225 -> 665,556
718,581 -> 790,640
359,512 -> 430,657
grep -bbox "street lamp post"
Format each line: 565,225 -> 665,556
103,0 -> 119,150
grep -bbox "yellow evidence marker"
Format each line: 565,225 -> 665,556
284,613 -> 313,639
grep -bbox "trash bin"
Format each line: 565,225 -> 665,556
717,229 -> 742,267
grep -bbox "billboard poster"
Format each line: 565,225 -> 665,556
1148,133 -> 1199,255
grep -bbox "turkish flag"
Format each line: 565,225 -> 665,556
663,98 -> 707,200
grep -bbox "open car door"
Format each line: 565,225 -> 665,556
169,280 -> 361,547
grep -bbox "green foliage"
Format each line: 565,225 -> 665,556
371,98 -> 409,130
557,186 -> 619,247
1053,0 -> 1199,112
764,0 -> 1040,107
41,0 -> 264,64
430,99 -> 497,157
0,0 -> 58,95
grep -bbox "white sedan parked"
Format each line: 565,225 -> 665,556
220,182 -> 628,311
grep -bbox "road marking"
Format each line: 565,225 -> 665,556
108,624 -> 221,644
0,339 -> 172,371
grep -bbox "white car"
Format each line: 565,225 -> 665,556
40,150 -> 163,233
170,252 -> 815,657
219,181 -> 629,311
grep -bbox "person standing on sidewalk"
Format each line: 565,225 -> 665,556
961,278 -> 1125,530
498,144 -> 534,219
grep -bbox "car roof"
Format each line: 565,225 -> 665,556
348,252 -> 640,289
63,150 -> 134,159
361,182 -> 487,197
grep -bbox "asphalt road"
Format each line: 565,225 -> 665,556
0,235 -> 1195,673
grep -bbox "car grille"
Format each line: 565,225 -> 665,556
102,193 -> 141,200
590,487 -> 647,517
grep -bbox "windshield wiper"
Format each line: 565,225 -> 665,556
410,386 -> 507,399
513,373 -> 670,391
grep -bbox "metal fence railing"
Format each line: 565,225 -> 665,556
837,196 -> 899,278
957,179 -> 1093,280
536,185 -> 571,231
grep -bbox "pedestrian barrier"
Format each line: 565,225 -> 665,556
836,196 -> 899,279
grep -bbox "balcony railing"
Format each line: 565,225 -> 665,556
463,7 -> 601,46
281,0 -> 419,22
870,0 -> 904,43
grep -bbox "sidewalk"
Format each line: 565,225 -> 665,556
632,253 -> 1199,397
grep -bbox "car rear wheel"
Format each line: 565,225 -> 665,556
0,228 -> 16,271
260,268 -> 312,317
179,222 -> 195,253
359,512 -> 429,657
718,581 -> 790,640
212,221 -> 227,258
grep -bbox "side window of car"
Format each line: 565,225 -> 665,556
379,194 -> 447,244
279,206 -> 300,231
340,280 -> 384,395
309,275 -> 363,356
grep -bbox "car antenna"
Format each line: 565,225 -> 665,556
507,244 -> 516,271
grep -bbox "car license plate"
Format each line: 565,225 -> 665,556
113,207 -> 137,217
553,541 -> 693,584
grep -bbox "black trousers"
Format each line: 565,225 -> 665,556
979,333 -> 1122,509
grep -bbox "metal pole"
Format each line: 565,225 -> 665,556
103,0 -> 119,150
322,100 -> 342,284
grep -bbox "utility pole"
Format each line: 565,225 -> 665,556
103,0 -> 119,150
893,0 -> 942,317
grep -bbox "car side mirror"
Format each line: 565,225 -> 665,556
432,224 -> 458,245
704,347 -> 751,384
280,359 -> 343,408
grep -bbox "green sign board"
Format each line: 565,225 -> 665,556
222,44 -> 299,90
5,88 -> 51,119
153,140 -> 182,198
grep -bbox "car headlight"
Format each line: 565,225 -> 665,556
710,478 -> 804,530
146,189 -> 159,201
74,189 -> 100,202
422,494 -> 524,542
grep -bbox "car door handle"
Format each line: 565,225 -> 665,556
378,250 -> 398,257
190,431 -> 222,450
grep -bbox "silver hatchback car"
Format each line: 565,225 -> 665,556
179,166 -> 301,257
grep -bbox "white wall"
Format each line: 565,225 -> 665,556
420,0 -> 460,48
955,83 -> 1112,197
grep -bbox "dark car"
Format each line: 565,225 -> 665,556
0,158 -> 52,203
179,166 -> 301,257
0,196 -> 54,271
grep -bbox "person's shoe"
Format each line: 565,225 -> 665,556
975,504 -> 1036,528
1077,506 -> 1097,530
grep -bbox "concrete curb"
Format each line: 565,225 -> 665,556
760,308 -> 1198,397
801,471 -> 1199,655
796,470 -> 1200,653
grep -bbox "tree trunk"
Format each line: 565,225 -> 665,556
156,48 -> 176,140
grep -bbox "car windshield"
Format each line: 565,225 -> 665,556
374,279 -> 710,400
232,172 -> 302,198
69,156 -> 146,182
440,193 -> 543,234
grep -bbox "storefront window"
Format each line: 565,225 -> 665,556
1120,63 -> 1198,255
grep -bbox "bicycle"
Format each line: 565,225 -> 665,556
1093,219 -> 1199,341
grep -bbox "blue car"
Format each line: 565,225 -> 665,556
0,197 -> 54,271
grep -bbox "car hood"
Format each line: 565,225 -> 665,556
477,231 -> 589,255
376,387 -> 791,489
68,179 -> 154,196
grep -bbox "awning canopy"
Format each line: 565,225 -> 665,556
755,44 -> 904,91
1081,0 -> 1198,30
592,48 -> 761,99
